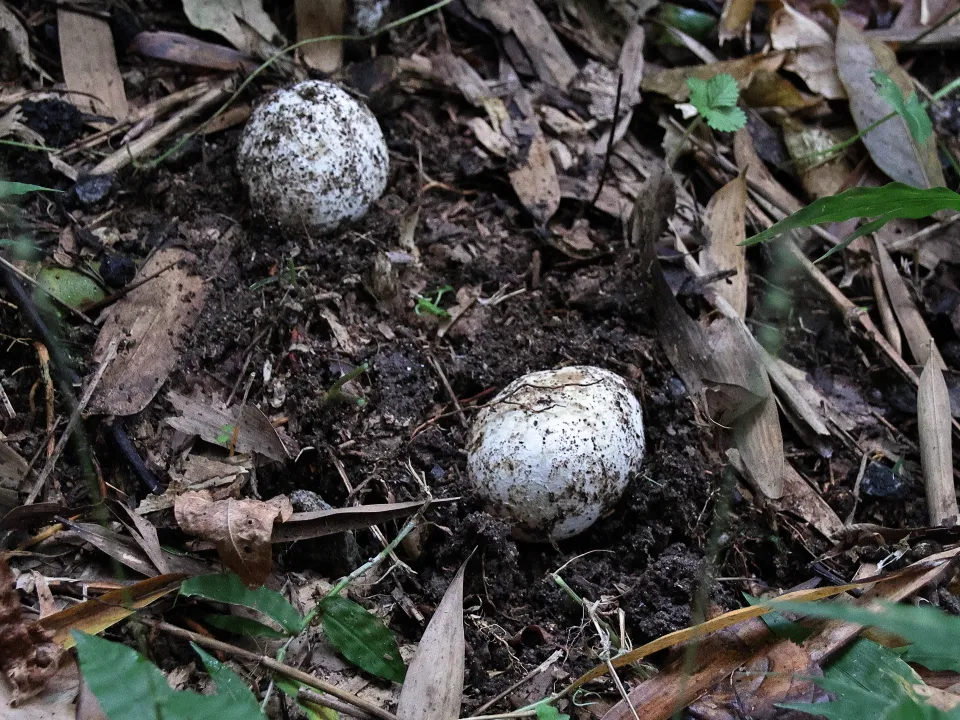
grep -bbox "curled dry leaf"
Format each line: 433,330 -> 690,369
0,557 -> 65,705
174,490 -> 292,587
769,3 -> 845,99
182,0 -> 284,55
89,249 -> 205,416
396,560 -> 467,720
642,53 -> 784,102
918,354 -> 957,526
835,19 -> 945,189
701,172 -> 748,318
719,0 -> 756,43
295,0 -> 345,72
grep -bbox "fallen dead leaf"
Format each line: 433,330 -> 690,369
57,9 -> 128,121
719,0 -> 756,43
396,559 -> 467,719
89,249 -> 204,416
642,53 -> 785,102
835,19 -> 945,189
182,0 -> 284,55
507,89 -> 561,225
701,172 -> 749,318
272,498 -> 457,543
174,490 -> 292,586
0,4 -> 48,80
0,557 -> 65,705
918,353 -> 957,525
769,3 -> 845,99
781,117 -> 853,199
132,31 -> 258,72
39,574 -> 184,649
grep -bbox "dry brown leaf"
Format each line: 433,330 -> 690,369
835,19 -> 945,188
873,236 -> 945,368
0,557 -> 64,705
0,4 -> 48,80
62,521 -> 157,577
781,118 -> 853,199
919,354 -> 957,526
111,502 -> 169,575
182,0 -> 284,55
719,0 -> 756,43
296,0 -> 345,72
174,490 -> 292,586
769,3 -> 845,99
702,172 -> 749,318
89,249 -> 204,416
39,574 -> 184,649
464,0 -> 577,88
507,91 -> 561,225
272,498 -> 458,543
642,53 -> 784,102
396,560 -> 467,720
742,70 -> 822,110
132,31 -> 258,72
57,9 -> 128,121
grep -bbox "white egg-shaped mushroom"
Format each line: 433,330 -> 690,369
466,366 -> 645,541
237,80 -> 389,234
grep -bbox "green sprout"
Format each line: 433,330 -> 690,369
414,284 -> 454,318
670,73 -> 746,166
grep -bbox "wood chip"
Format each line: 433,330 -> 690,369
57,9 -> 128,122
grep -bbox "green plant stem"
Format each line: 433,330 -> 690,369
551,573 -> 623,650
668,115 -> 704,168
324,362 -> 369,404
147,0 -> 452,169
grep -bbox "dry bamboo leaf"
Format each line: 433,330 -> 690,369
396,560 -> 467,720
870,249 -> 903,355
919,354 -> 957,526
0,4 -> 48,80
39,574 -> 184,648
174,491 -> 292,586
873,237 -> 945,368
835,19 -> 945,188
89,249 -> 204,416
182,0 -> 284,55
464,0 -> 577,88
702,172 -> 749,318
719,0 -> 756,43
642,53 -> 784,102
769,3 -> 845,99
0,557 -> 64,705
57,10 -> 128,121
272,499 -> 457,543
132,31 -> 258,72
296,0 -> 345,72
62,521 -> 157,577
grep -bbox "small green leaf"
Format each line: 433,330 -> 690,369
743,594 -> 813,643
276,679 -> 339,720
687,74 -> 746,132
873,70 -> 933,144
535,701 -> 570,720
742,183 -> 960,256
655,4 -> 716,44
34,267 -> 106,312
204,614 -> 289,639
181,573 -> 303,635
0,181 -> 60,198
319,595 -> 406,682
74,631 -> 265,720
215,423 -> 236,445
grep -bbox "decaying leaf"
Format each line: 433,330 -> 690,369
272,498 -> 457,543
39,574 -> 184,649
182,0 -> 284,55
781,117 -> 853,200
642,53 -> 784,102
918,354 -> 957,526
0,557 -> 65,705
165,393 -> 296,462
507,89 -> 561,225
701,172 -> 748,318
89,249 -> 205,416
295,0 -> 344,72
57,9 -> 128,121
137,454 -> 251,515
835,20 -> 945,189
0,4 -> 48,79
719,0 -> 756,43
174,491 -> 292,586
396,560 -> 467,719
769,3 -> 845,99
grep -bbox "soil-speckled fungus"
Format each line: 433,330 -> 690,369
237,80 -> 389,234
466,366 -> 646,541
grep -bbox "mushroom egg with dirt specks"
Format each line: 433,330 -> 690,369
466,365 -> 646,541
237,80 -> 389,234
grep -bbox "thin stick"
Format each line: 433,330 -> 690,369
0,382 -> 14,419
0,255 -> 94,324
145,621 -> 399,720
472,649 -> 564,716
427,354 -> 468,429
586,72 -> 624,213
24,340 -> 118,504
298,688 -> 378,719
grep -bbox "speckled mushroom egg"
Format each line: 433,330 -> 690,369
237,80 -> 389,234
466,366 -> 645,541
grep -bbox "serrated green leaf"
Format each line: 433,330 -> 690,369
204,614 -> 289,639
74,631 -> 264,720
181,573 -> 303,635
742,183 -> 960,252
708,73 -> 741,107
873,71 -> 933,144
319,595 -> 406,682
703,105 -> 747,132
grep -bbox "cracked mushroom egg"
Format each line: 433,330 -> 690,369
466,366 -> 645,541
237,80 -> 389,234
